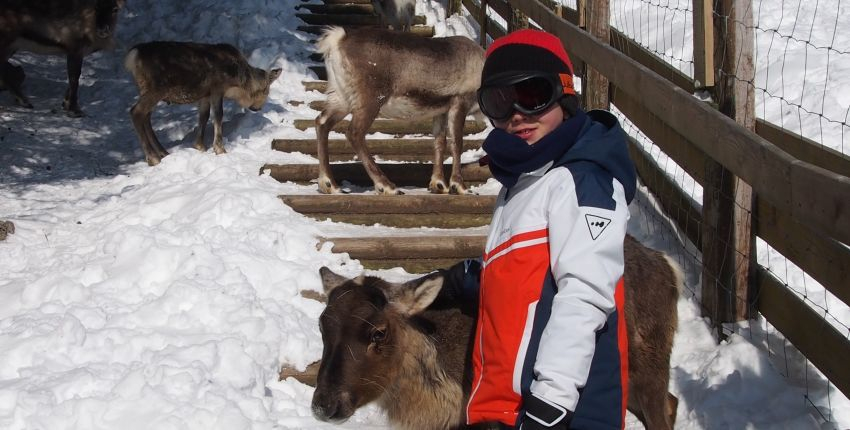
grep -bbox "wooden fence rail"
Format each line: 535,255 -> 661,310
459,0 -> 850,400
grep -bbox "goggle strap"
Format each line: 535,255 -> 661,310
559,73 -> 576,96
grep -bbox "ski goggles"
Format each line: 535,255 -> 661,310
477,72 -> 575,121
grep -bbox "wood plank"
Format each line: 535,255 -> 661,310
359,258 -> 470,273
756,267 -> 850,400
608,30 -> 695,94
292,118 -> 487,135
320,235 -> 487,259
296,13 -> 426,26
272,138 -> 484,155
321,0 -> 372,4
756,119 -> 850,178
261,163 -> 493,186
297,24 -> 434,37
692,0 -> 715,88
510,0 -> 850,246
296,3 -> 375,14
756,197 -> 850,308
280,194 -> 497,213
462,0 -> 507,41
302,80 -> 327,93
300,213 -> 493,228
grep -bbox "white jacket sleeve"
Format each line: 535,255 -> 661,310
528,171 -> 630,411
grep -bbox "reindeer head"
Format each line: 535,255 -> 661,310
228,67 -> 282,111
311,267 -> 444,424
94,0 -> 125,39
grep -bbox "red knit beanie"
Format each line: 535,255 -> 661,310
481,29 -> 576,95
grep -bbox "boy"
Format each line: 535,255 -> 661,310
439,29 -> 637,430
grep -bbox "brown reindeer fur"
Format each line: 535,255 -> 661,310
310,235 -> 682,430
0,0 -> 125,116
124,41 -> 281,166
315,26 -> 484,195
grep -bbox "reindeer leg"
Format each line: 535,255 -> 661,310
130,94 -> 166,166
211,94 -> 227,155
1,58 -> 31,109
63,51 -> 84,117
194,98 -> 211,152
349,103 -> 399,195
447,100 -> 469,194
429,114 -> 449,194
628,377 -> 675,430
315,104 -> 347,194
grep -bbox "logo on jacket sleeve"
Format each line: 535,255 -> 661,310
585,214 -> 611,240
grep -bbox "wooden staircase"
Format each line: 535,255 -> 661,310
269,0 -> 494,273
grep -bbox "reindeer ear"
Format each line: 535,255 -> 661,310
319,266 -> 363,294
268,68 -> 282,82
389,272 -> 444,316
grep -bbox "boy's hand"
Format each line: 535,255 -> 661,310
520,394 -> 573,430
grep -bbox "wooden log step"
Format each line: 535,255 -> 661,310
281,194 -> 496,214
292,118 -> 487,135
297,25 -> 434,37
296,3 -> 375,14
321,0 -> 372,5
280,194 -> 496,227
261,163 -> 493,186
302,80 -> 326,93
296,13 -> 426,26
320,235 -> 486,260
360,258 -> 470,272
306,213 -> 492,228
272,138 -> 484,156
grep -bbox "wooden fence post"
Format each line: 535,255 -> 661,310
702,0 -> 756,330
692,0 -> 715,88
509,5 -> 528,32
480,0 -> 490,47
584,0 -> 609,110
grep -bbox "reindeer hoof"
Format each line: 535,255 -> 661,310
428,181 -> 448,194
449,183 -> 470,195
213,146 -> 227,155
376,186 -> 402,195
193,143 -> 208,152
318,179 -> 341,194
145,156 -> 162,166
66,108 -> 84,118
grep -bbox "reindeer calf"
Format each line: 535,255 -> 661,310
310,235 -> 681,430
316,26 -> 484,195
125,41 -> 281,166
0,0 -> 125,116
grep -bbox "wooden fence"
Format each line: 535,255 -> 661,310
456,0 -> 850,401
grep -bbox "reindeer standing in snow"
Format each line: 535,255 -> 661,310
315,26 -> 484,195
125,41 -> 281,166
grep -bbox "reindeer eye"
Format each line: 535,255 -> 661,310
371,328 -> 386,344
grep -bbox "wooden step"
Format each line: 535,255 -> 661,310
296,13 -> 426,26
281,194 -> 495,227
321,0 -> 372,5
261,163 -> 493,186
302,80 -> 327,93
320,235 -> 486,272
297,25 -> 434,37
272,138 -> 484,157
292,118 -> 487,135
296,3 -> 375,14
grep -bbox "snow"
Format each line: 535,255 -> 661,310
0,0 -> 847,429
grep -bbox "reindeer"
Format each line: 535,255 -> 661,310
124,41 -> 282,166
0,0 -> 125,116
315,26 -> 484,195
309,235 -> 681,430
373,0 -> 416,32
